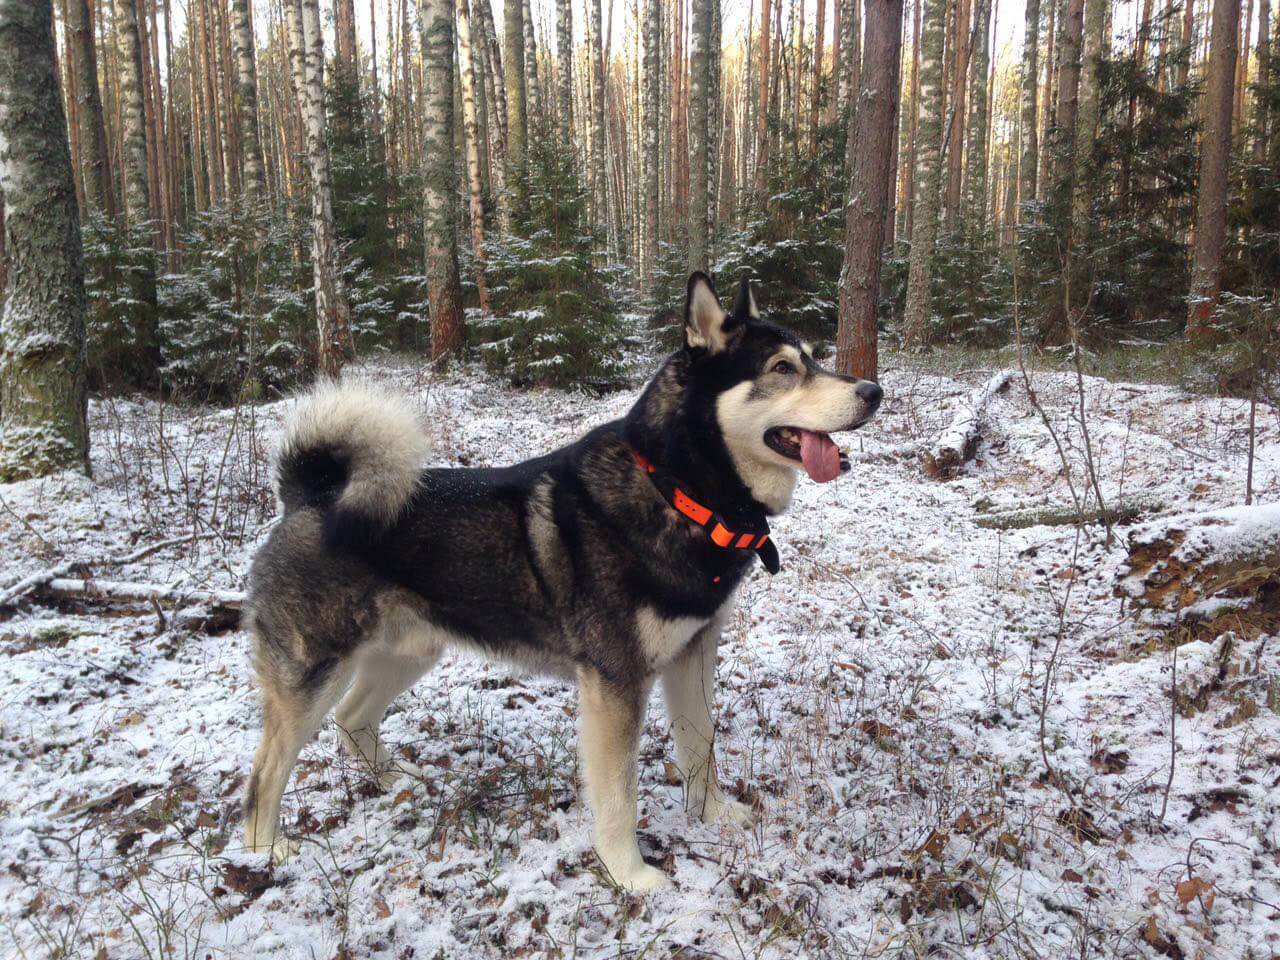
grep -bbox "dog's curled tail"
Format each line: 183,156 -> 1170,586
274,379 -> 430,546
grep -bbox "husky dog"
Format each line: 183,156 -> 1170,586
242,273 -> 882,891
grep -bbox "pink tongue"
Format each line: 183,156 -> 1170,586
799,430 -> 841,483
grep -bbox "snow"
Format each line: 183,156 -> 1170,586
1,354 -> 1278,959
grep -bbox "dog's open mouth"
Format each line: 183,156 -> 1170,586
764,427 -> 851,483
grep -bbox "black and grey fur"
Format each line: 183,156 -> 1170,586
242,274 -> 882,890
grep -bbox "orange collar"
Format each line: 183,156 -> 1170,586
630,449 -> 780,574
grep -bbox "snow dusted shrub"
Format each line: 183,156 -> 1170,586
81,214 -> 160,390
470,139 -> 624,389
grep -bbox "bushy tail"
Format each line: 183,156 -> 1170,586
273,379 -> 431,547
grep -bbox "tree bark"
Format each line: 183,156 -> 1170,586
285,0 -> 354,373
1051,0 -> 1084,189
1069,0 -> 1104,293
837,0 -> 904,380
555,0 -> 572,149
755,0 -> 771,196
66,0 -> 115,217
1019,0 -> 1040,210
0,0 -> 90,479
901,0 -> 946,349
521,0 -> 541,137
688,0 -> 710,272
839,0 -> 862,150
229,0 -> 266,198
475,0 -> 508,226
589,0 -> 609,232
810,0 -> 825,156
419,0 -> 466,358
456,0 -> 490,310
964,0 -> 991,236
1187,0 -> 1241,338
943,0 -> 970,232
503,0 -> 527,206
642,0 -> 661,284
1252,0 -> 1270,163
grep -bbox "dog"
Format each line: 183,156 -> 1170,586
241,273 -> 882,891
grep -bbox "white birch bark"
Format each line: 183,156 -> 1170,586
456,0 -> 490,310
230,0 -> 266,198
285,0 -> 353,374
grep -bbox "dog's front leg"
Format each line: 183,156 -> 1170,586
577,667 -> 668,892
661,627 -> 755,827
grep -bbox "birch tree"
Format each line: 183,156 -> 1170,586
0,0 -> 89,480
284,0 -> 353,373
837,0 -> 905,379
230,0 -> 266,198
964,0 -> 992,234
1019,0 -> 1040,209
504,0 -> 527,202
555,0 -> 572,149
1069,0 -> 1105,272
902,0 -> 946,349
588,0 -> 608,228
457,0 -> 490,310
419,0 -> 465,358
476,0 -> 508,226
1187,0 -> 1241,337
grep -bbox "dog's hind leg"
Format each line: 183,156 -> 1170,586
576,667 -> 667,892
335,648 -> 439,788
661,627 -> 755,827
243,657 -> 353,863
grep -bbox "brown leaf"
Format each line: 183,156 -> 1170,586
1061,868 -> 1084,883
373,898 -> 392,919
1175,876 -> 1211,907
913,829 -> 948,862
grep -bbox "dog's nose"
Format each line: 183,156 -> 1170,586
856,381 -> 883,410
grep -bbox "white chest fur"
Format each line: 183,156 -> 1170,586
635,600 -> 730,669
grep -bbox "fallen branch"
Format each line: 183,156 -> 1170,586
36,577 -> 244,613
920,371 -> 1014,480
976,496 -> 1164,530
0,534 -> 214,608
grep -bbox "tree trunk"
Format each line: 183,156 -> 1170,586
419,0 -> 466,358
1068,0 -> 1105,311
0,0 -> 90,480
1037,0 -> 1057,198
811,0 -> 825,156
837,0 -> 904,380
1252,0 -> 1270,163
901,0 -> 946,349
839,0 -> 862,148
1019,0 -> 1040,210
963,0 -> 991,236
755,0 -> 771,196
457,0 -> 489,310
475,0 -> 508,226
1051,0 -> 1084,189
66,0 -> 115,217
1187,0 -> 1241,338
230,0 -> 266,198
943,0 -> 970,232
521,0 -> 541,138
555,0 -> 572,148
285,0 -> 353,373
900,0 -> 921,238
503,0 -> 527,206
688,0 -> 710,272
642,0 -> 661,284
589,0 -> 608,233
707,0 -> 721,257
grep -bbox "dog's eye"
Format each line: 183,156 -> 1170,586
771,359 -> 796,375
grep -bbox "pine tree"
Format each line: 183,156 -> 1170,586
838,0 -> 905,378
1019,0 -> 1040,209
688,0 -> 711,273
1188,0 -> 1241,337
66,0 -> 115,217
0,0 -> 90,479
902,0 -> 946,349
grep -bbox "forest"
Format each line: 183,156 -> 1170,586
0,0 -> 1278,956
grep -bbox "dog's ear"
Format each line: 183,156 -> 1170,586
729,275 -> 760,325
684,272 -> 740,354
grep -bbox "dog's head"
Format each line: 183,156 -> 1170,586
681,272 -> 882,512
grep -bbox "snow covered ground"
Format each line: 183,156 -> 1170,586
1,352 -> 1277,959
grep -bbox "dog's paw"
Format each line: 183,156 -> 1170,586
612,862 -> 671,893
377,759 -> 423,791
269,836 -> 300,865
702,794 -> 756,828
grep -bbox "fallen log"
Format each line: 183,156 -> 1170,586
1116,503 -> 1280,614
920,370 -> 1014,480
36,577 -> 245,614
975,496 -> 1164,530
0,533 -> 214,608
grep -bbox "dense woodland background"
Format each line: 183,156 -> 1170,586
0,0 -> 1277,479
